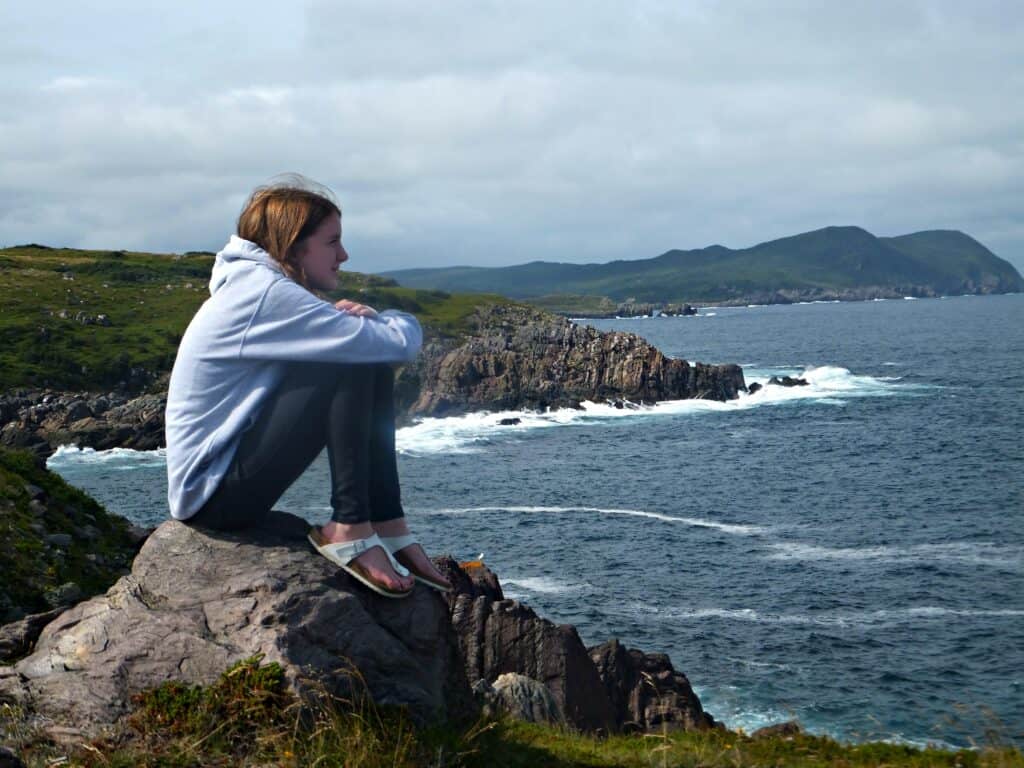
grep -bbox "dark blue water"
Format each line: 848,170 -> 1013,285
49,294 -> 1024,747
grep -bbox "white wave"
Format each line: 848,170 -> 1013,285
903,296 -> 918,300
703,311 -> 717,316
502,575 -> 589,596
425,505 -> 767,536
634,603 -> 1024,626
766,541 -> 1023,568
47,444 -> 167,470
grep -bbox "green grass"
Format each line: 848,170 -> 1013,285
0,245 -> 511,393
4,656 -> 1020,767
0,447 -> 138,622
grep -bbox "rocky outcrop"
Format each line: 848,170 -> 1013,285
0,513 -> 474,740
0,390 -> 165,460
399,304 -> 745,417
589,639 -> 714,732
0,304 -> 745,456
0,518 -> 713,740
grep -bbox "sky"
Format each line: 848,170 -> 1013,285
2,1 -> 1023,274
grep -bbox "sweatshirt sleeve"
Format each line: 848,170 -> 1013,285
237,278 -> 422,363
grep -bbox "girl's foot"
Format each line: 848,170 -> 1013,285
319,521 -> 414,593
373,519 -> 453,592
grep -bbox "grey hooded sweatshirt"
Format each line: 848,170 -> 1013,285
165,236 -> 422,520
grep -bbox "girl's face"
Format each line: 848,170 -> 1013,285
295,212 -> 347,292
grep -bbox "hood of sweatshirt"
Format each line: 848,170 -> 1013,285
209,236 -> 283,296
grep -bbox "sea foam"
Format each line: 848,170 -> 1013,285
423,505 -> 767,536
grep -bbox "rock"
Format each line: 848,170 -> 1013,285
401,305 -> 745,418
448,586 -> 615,732
44,533 -> 72,548
491,672 -> 565,725
497,417 -> 521,426
752,720 -> 802,739
0,608 -> 67,662
1,306 -> 744,455
1,513 -> 474,738
767,376 -> 808,387
747,382 -> 762,395
0,745 -> 25,768
588,638 -> 714,733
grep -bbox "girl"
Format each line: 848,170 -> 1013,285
165,177 -> 450,598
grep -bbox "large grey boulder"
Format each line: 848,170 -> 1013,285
491,672 -> 565,725
0,512 -> 474,739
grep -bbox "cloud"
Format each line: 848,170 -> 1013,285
1,0 -> 1022,272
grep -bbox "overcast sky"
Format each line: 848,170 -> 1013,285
3,1 -> 1022,274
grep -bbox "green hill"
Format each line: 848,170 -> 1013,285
384,226 -> 1023,306
0,244 -> 508,393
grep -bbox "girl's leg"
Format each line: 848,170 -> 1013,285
189,363 -> 338,530
363,365 -> 451,589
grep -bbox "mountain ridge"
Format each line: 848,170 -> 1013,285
383,226 -> 1023,306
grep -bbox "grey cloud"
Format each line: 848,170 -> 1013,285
1,1 -> 1022,272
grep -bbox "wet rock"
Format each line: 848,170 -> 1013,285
767,376 -> 808,387
497,417 -> 521,426
747,382 -> 762,395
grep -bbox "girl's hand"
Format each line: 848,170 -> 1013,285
334,299 -> 379,318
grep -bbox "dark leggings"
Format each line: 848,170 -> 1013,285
188,362 -> 404,531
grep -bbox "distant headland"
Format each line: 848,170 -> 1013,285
383,226 -> 1024,315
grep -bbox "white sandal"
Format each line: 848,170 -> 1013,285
380,534 -> 453,593
308,529 -> 413,598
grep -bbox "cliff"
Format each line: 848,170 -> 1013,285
0,305 -> 745,458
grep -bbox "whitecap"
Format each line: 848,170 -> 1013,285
47,444 -> 167,470
502,575 -> 589,596
765,541 -> 1022,569
632,603 -> 1024,627
425,505 -> 767,536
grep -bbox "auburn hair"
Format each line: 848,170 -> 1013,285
236,176 -> 341,290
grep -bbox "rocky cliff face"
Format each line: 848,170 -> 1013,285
0,516 -> 713,739
399,304 -> 744,417
0,304 -> 745,456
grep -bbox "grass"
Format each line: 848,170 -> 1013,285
3,656 -> 1020,767
0,244 -> 511,393
0,447 -> 137,623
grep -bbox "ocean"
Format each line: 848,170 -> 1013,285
48,293 -> 1024,748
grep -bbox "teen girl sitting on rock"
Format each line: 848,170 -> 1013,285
165,177 -> 450,598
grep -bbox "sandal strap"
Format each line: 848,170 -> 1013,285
380,533 -> 418,553
320,533 -> 387,566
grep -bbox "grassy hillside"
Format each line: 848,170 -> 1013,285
0,244 -> 509,393
0,447 -> 138,623
6,655 -> 1020,767
384,226 -> 1024,304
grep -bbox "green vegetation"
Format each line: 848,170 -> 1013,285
526,294 -> 619,316
384,227 -> 1024,304
0,447 -> 137,622
4,656 -> 1020,767
0,245 -> 510,393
